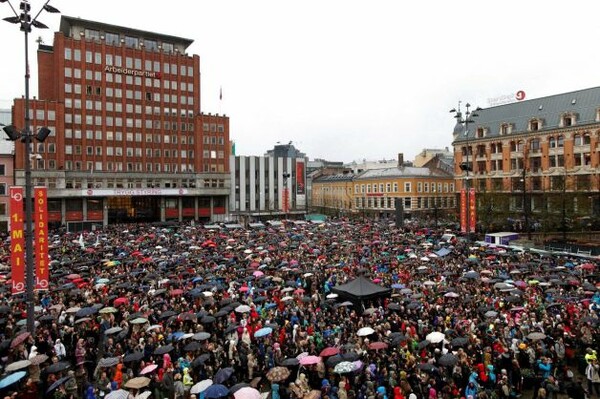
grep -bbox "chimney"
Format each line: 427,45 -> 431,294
397,153 -> 404,167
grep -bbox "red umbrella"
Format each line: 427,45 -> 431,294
11,332 -> 30,348
170,289 -> 184,297
114,297 -> 129,306
319,347 -> 339,357
368,342 -> 389,351
66,274 -> 80,280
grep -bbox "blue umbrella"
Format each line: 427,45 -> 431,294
0,371 -> 27,389
254,327 -> 273,338
204,384 -> 229,398
391,283 -> 405,289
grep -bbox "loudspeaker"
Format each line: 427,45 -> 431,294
395,198 -> 404,226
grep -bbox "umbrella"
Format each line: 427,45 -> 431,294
97,357 -> 120,368
527,332 -> 546,341
234,387 -> 261,399
450,337 -> 468,347
417,363 -> 437,371
193,332 -> 211,341
368,341 -> 388,351
44,376 -> 73,396
333,361 -> 356,374
214,367 -> 235,384
44,361 -> 71,374
235,305 -> 251,313
204,384 -> 230,399
254,327 -> 273,338
5,359 -> 31,372
357,327 -> 375,336
123,352 -> 144,363
29,353 -> 49,366
99,307 -> 118,314
135,392 -> 152,399
229,383 -> 250,394
281,358 -> 300,367
10,331 -> 30,348
106,390 -> 130,399
0,371 -> 27,389
140,364 -> 158,375
75,307 -> 98,318
417,340 -> 430,350
484,310 -> 498,318
124,377 -> 151,389
437,353 -> 459,367
200,316 -> 216,324
319,347 -> 340,357
425,331 -> 445,343
154,344 -> 174,355
184,341 -> 202,352
130,317 -> 148,325
192,353 -> 211,368
191,379 -> 213,394
298,355 -> 321,366
104,326 -> 123,335
266,366 -> 291,382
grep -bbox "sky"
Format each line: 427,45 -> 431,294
1,0 -> 600,163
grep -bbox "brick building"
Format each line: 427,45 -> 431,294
9,16 -> 230,229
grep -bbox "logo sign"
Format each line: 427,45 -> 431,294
34,187 -> 49,290
104,65 -> 161,79
487,90 -> 526,107
9,187 -> 25,295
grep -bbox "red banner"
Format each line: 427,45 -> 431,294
460,189 -> 467,233
283,187 -> 290,214
9,187 -> 25,295
34,187 -> 49,290
296,161 -> 305,195
468,188 -> 476,233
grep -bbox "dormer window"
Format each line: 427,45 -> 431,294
529,119 -> 540,131
500,123 -> 510,135
476,127 -> 485,138
561,112 -> 576,127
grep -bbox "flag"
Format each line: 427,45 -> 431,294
219,86 -> 222,101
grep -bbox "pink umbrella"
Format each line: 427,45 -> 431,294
372,278 -> 382,283
253,271 -> 264,278
234,387 -> 262,399
140,364 -> 158,375
239,286 -> 249,293
368,342 -> 389,351
298,355 -> 321,366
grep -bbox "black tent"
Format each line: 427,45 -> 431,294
332,276 -> 391,303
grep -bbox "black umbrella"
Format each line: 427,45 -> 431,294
46,375 -> 72,394
123,352 -> 144,363
75,307 -> 97,318
44,361 -> 71,374
214,367 -> 234,384
184,342 -> 202,352
417,363 -> 437,371
281,358 -> 299,367
159,310 -> 177,320
417,340 -> 430,350
98,357 -> 120,368
224,324 -> 239,335
450,337 -> 469,347
437,353 -> 459,367
154,344 -> 174,355
229,382 -> 250,393
192,353 -> 211,368
200,316 -> 216,324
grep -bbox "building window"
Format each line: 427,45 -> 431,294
125,36 -> 138,48
529,119 -> 539,131
404,182 -> 411,192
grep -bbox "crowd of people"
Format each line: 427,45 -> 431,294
0,220 -> 598,399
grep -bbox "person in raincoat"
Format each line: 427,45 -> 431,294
271,383 -> 280,399
183,367 -> 194,394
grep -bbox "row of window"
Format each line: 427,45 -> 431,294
466,133 -> 594,156
353,182 -> 455,194
64,98 -> 195,119
83,28 -> 176,54
65,68 -> 194,93
352,196 -> 456,210
65,48 -> 192,76
64,83 -> 195,105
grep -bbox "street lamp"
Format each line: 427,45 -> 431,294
2,0 -> 60,335
450,102 -> 479,238
520,167 -> 531,240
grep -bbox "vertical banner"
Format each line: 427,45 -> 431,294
34,187 -> 49,290
295,161 -> 305,195
460,189 -> 467,233
282,187 -> 290,214
468,188 -> 476,233
9,187 -> 25,295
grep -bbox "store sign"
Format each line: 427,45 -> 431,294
104,65 -> 161,79
84,188 -> 189,197
487,90 -> 526,107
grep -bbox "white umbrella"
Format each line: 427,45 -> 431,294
234,387 -> 262,399
357,327 -> 375,337
426,331 -> 445,343
191,379 -> 213,395
106,390 -> 130,399
235,305 -> 251,313
134,392 -> 152,399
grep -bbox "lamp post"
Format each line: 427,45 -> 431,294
520,167 -> 531,240
2,0 -> 59,335
450,102 -> 479,239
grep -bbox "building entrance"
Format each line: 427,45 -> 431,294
107,196 -> 161,223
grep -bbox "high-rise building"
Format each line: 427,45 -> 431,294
9,16 -> 230,229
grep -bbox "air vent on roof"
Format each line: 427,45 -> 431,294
571,99 -> 576,105
538,105 -> 543,110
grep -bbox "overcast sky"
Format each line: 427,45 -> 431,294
1,0 -> 600,163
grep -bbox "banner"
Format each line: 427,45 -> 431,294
460,189 -> 467,233
282,187 -> 290,214
468,188 -> 476,233
34,187 -> 49,290
9,187 -> 25,295
295,160 -> 305,195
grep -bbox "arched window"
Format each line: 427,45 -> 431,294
574,134 -> 582,146
557,135 -> 564,147
549,136 -> 556,148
